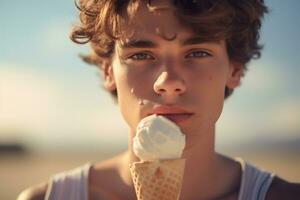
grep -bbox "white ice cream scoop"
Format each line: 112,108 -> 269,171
133,114 -> 186,161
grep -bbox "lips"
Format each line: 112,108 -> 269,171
149,105 -> 194,124
158,113 -> 193,123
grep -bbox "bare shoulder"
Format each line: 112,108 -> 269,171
266,176 -> 300,200
88,152 -> 136,200
17,182 -> 48,200
90,153 -> 125,188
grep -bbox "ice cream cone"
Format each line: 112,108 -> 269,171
129,159 -> 185,200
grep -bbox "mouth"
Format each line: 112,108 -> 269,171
157,113 -> 193,123
149,105 -> 194,124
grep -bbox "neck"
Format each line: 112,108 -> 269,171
179,126 -> 241,199
180,126 -> 221,199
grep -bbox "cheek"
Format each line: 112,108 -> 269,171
204,71 -> 227,101
114,65 -> 152,132
114,61 -> 147,96
113,66 -> 136,127
121,62 -> 158,97
205,73 -> 227,122
188,67 -> 226,122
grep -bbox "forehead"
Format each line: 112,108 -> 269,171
118,0 -> 194,42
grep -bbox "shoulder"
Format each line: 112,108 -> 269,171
89,154 -> 123,188
88,153 -> 137,200
17,182 -> 48,200
266,176 -> 300,200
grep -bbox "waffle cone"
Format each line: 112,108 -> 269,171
129,159 -> 185,200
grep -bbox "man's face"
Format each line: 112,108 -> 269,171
105,1 -> 241,146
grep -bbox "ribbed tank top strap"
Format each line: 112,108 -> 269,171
236,158 -> 275,200
44,163 -> 91,200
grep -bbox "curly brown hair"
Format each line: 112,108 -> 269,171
70,0 -> 268,99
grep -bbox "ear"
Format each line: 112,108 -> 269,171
226,62 -> 244,89
100,60 -> 116,91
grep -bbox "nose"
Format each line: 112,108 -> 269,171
153,70 -> 186,97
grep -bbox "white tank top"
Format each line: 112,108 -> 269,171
45,158 -> 275,200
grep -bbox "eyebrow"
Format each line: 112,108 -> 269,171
120,40 -> 158,49
119,36 -> 221,49
181,36 -> 221,46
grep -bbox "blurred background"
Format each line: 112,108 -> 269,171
0,0 -> 299,199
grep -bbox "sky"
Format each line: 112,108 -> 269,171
0,0 -> 299,152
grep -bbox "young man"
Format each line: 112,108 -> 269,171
19,0 -> 300,199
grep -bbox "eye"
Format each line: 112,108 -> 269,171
128,53 -> 155,61
185,50 -> 211,58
